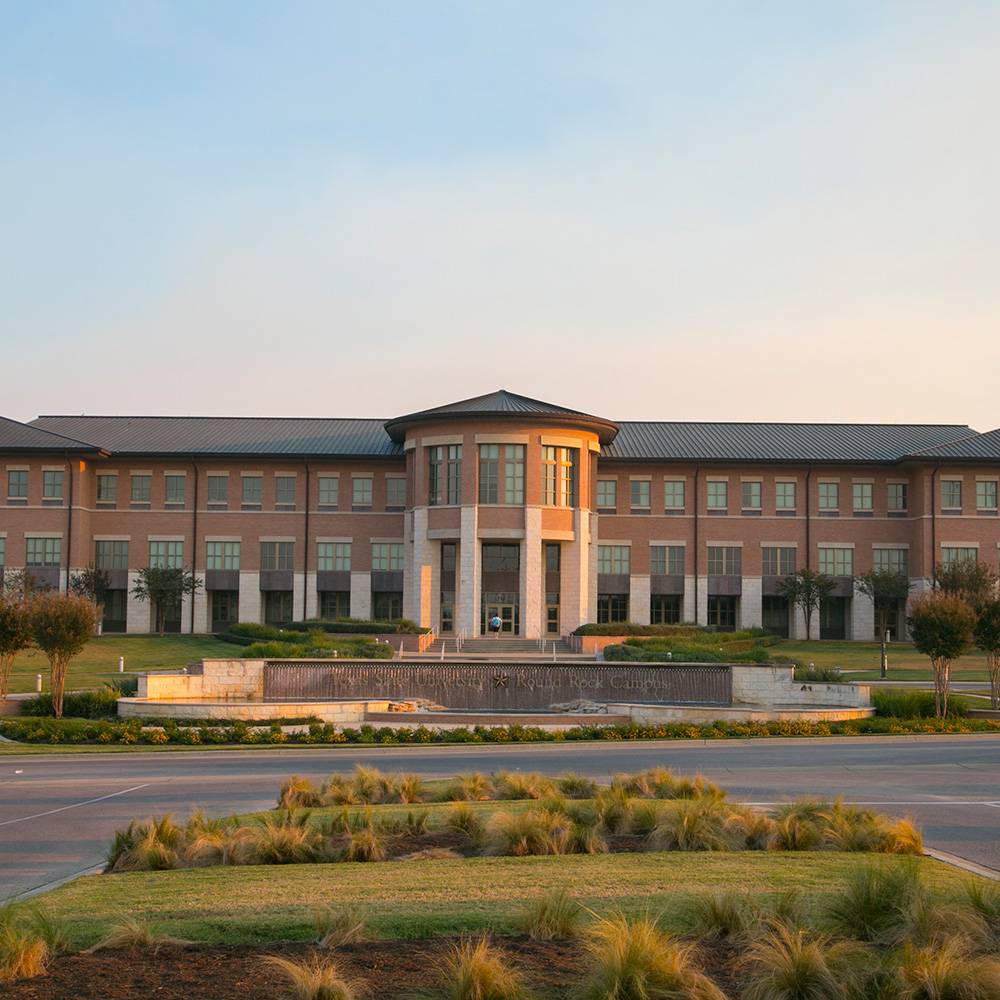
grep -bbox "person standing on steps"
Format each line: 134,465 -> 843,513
489,613 -> 502,639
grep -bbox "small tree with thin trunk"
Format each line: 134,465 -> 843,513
30,592 -> 98,719
856,569 -> 913,678
0,594 -> 34,701
936,559 -> 999,607
131,566 -> 201,636
778,569 -> 836,640
2,568 -> 51,600
69,566 -> 112,633
974,598 -> 1000,710
907,591 -> 976,719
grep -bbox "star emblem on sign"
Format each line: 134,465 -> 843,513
493,674 -> 509,689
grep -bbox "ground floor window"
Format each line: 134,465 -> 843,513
319,591 -> 350,620
263,590 -> 293,626
545,591 -> 560,635
440,591 -> 455,634
597,594 -> 629,624
650,595 -> 681,624
482,592 -> 519,635
102,590 -> 127,633
153,597 -> 182,633
707,596 -> 737,632
762,596 -> 790,638
372,591 -> 403,621
210,590 -> 239,632
874,599 -> 903,641
820,597 -> 849,640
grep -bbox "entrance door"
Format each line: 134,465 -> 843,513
484,603 -> 516,634
820,597 -> 848,640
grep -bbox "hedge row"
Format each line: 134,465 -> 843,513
228,619 -> 428,638
604,642 -> 785,664
3,714 -> 998,747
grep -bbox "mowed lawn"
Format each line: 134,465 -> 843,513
7,635 -> 236,694
36,853 -> 965,948
774,640 -> 989,681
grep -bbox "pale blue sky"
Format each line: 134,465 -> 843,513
2,2 -> 998,426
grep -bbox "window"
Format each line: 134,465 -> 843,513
320,591 -> 350,619
976,480 -> 998,511
429,446 -> 461,505
317,542 -> 351,572
371,542 -> 403,571
0,537 -> 6,567
650,545 -> 684,576
96,475 -> 117,505
741,481 -> 761,510
263,591 -> 293,626
775,481 -> 796,511
630,480 -> 650,512
260,541 -> 293,570
597,594 -> 629,624
26,537 -> 61,566
761,546 -> 796,576
241,475 -> 262,507
275,476 -> 296,508
207,475 -> 228,506
131,474 -> 152,504
706,480 -> 728,511
887,483 -> 908,512
478,445 -> 499,503
149,540 -> 183,568
541,446 -> 576,507
707,545 -> 741,576
479,444 -> 522,504
317,476 -> 339,508
42,470 -> 64,501
940,546 -> 977,569
7,470 -> 27,499
818,547 -> 853,576
941,480 -> 962,510
352,476 -> 372,509
873,548 -> 908,574
650,595 -> 682,624
818,482 -> 839,511
596,479 -> 617,510
852,483 -> 873,512
503,444 -> 525,504
482,544 -> 519,572
164,475 -> 184,505
707,596 -> 737,631
95,540 -> 128,570
372,592 -> 403,620
597,545 -> 630,575
205,541 -> 240,570
386,477 -> 406,509
664,480 -> 685,511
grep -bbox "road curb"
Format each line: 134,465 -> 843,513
924,847 -> 1000,881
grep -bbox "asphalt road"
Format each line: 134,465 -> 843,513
2,736 -> 999,899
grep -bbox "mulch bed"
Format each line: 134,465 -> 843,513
5,936 -> 739,999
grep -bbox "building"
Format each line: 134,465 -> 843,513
1,390 -> 999,640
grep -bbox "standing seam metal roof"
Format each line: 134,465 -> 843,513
905,427 -> 1000,460
0,415 -> 103,453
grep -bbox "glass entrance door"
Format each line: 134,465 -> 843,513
483,602 -> 517,634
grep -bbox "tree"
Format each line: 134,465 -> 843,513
2,568 -> 52,600
69,566 -> 112,632
936,559 -> 999,607
0,594 -> 33,701
856,569 -> 913,678
30,592 -> 97,719
973,598 -> 1000,710
131,566 -> 201,636
907,592 -> 976,719
778,569 -> 836,640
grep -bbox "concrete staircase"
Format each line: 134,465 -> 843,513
414,635 -> 591,660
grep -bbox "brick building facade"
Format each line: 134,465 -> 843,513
2,390 -> 999,640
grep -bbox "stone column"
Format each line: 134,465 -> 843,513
682,576 -> 696,623
126,571 -> 150,632
741,576 -> 762,629
522,507 -> 542,638
629,574 -> 651,625
458,506 -> 479,637
851,582 -> 874,641
350,571 -> 372,620
561,508 -> 591,633
238,572 -> 262,624
305,572 -> 319,619
192,574 -> 209,633
696,576 -> 709,626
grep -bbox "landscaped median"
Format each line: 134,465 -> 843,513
4,766 -> 1000,998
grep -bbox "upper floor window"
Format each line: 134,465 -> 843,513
42,470 -> 64,502
95,540 -> 128,570
429,446 -> 461,505
386,477 -> 406,509
317,542 -> 351,572
352,476 -> 373,509
818,482 -> 839,511
477,444 -> 524,505
852,483 -> 873,512
482,544 -> 519,572
241,475 -> 262,507
887,482 -> 908,512
707,545 -> 741,576
941,479 -> 962,510
207,475 -> 228,506
664,479 -> 685,511
597,544 -> 630,575
818,546 -> 853,576
206,541 -> 240,570
940,546 -> 977,569
873,547 -> 908,574
650,545 -> 684,576
7,470 -> 27,500
164,474 -> 185,505
131,474 -> 152,504
260,541 -> 293,571
149,540 -> 183,569
0,537 -> 5,567
706,480 -> 728,511
761,546 -> 795,576
976,480 -> 998,511
275,476 -> 296,508
775,481 -> 796,511
541,446 -> 576,507
26,537 -> 61,566
96,474 -> 117,505
596,479 -> 617,511
318,476 -> 339,508
740,481 -> 761,511
371,542 -> 403,571
630,480 -> 650,512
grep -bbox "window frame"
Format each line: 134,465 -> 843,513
818,546 -> 853,577
663,479 -> 685,512
630,479 -> 651,512
26,536 -> 61,567
597,544 -> 630,575
317,475 -> 339,508
706,480 -> 728,512
42,469 -> 64,501
740,480 -> 762,511
205,541 -> 240,571
975,479 -> 998,512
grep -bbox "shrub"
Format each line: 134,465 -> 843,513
493,770 -> 556,800
594,787 -> 632,835
322,775 -> 358,806
0,905 -> 49,983
687,891 -> 757,941
725,806 -> 777,850
312,906 -> 367,948
445,802 -> 486,844
963,879 -> 1000,942
21,684 -> 121,719
574,623 -> 707,637
897,938 -> 1000,1000
647,798 -> 742,852
340,829 -> 386,863
488,809 -> 572,856
873,688 -> 969,719
578,913 -> 726,1000
106,815 -> 183,872
436,937 -> 529,1000
278,776 -> 322,810
440,773 -> 495,801
86,917 -> 191,953
246,813 -> 323,865
265,955 -> 357,1000
793,664 -> 844,683
557,772 -> 599,799
396,774 -> 426,804
517,888 -> 582,941
824,861 -> 922,943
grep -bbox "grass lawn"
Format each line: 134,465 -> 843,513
35,852 -> 964,949
774,639 -> 989,681
7,635 -> 236,694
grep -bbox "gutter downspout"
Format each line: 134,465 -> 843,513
303,461 -> 310,620
693,465 -> 700,625
64,453 -> 74,593
930,465 -> 939,588
191,461 -> 198,634
805,467 -> 812,571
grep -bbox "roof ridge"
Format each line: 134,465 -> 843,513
34,414 -> 389,422
613,419 -> 974,429
1,415 -> 103,450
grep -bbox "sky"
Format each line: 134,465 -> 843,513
1,1 -> 998,428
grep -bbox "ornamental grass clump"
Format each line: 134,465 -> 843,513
396,773 -> 427,804
594,787 -> 632,835
265,955 -> 358,1000
516,888 -> 583,941
445,802 -> 486,845
247,811 -> 324,865
0,905 -> 50,984
824,861 -> 923,944
557,772 -> 599,799
322,774 -> 358,806
896,938 -> 1000,1000
436,937 -> 529,1000
278,776 -> 323,810
963,879 -> 1000,943
577,913 -> 727,1000
646,798 -> 743,852
488,809 -> 573,856
340,828 -> 387,863
106,815 -> 184,872
86,916 -> 191,954
686,891 -> 757,942
440,773 -> 495,802
493,770 -> 556,801
312,906 -> 368,949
